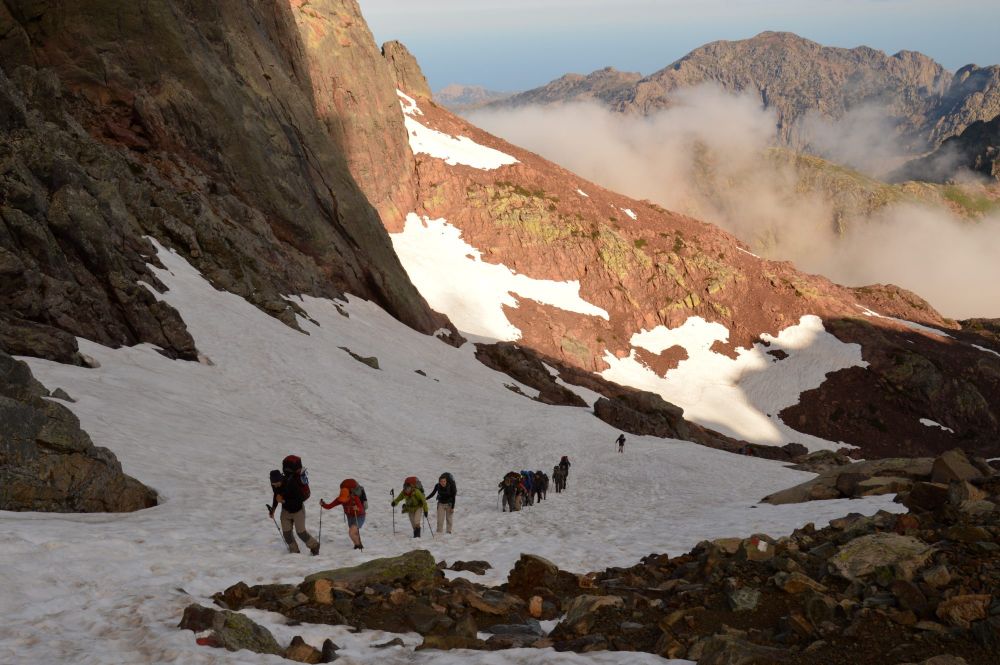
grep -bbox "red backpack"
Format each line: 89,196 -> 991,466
404,476 -> 424,493
282,455 -> 311,500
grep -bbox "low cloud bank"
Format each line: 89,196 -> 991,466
469,88 -> 1000,319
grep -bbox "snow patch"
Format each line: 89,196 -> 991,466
920,418 -> 955,434
622,208 -> 637,221
391,214 -> 609,340
972,344 -> 1000,359
576,189 -> 589,197
398,91 -> 518,170
737,247 -> 760,259
857,305 -> 953,339
602,315 -> 866,450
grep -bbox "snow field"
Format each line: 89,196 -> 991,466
2,246 -> 902,664
399,91 -> 519,170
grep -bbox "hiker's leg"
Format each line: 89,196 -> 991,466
293,508 -> 318,549
280,509 -> 299,552
436,502 -> 446,533
445,505 -> 453,533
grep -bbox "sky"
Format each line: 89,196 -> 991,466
361,0 -> 1000,92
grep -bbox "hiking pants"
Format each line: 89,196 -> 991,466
436,503 -> 453,534
280,507 -> 318,552
407,509 -> 422,531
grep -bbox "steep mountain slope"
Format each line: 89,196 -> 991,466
894,113 -> 1000,183
391,77 -> 1000,459
494,67 -> 642,109
489,32 -> 1000,156
0,0 -> 449,367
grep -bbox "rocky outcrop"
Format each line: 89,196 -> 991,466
474,342 -> 586,406
0,0 -> 448,363
382,40 -> 431,99
0,350 -> 157,512
201,474 -> 1000,663
894,114 -> 1000,183
763,449 -> 995,505
435,84 -> 511,111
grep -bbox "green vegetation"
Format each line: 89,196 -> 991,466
941,186 -> 998,216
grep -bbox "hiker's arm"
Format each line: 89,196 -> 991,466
269,494 -> 283,515
426,485 -> 438,500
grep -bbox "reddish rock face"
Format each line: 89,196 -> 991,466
391,82 -> 1000,458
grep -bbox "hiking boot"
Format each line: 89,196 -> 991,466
309,544 -> 320,556
413,527 -> 421,538
354,543 -> 364,550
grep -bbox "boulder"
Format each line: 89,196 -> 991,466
948,480 -> 987,505
554,595 -> 624,637
901,482 -> 950,512
789,449 -> 852,473
828,533 -> 932,582
936,594 -> 990,628
416,635 -> 488,651
727,588 -> 761,612
304,550 -> 438,589
773,571 -> 827,594
506,554 -> 580,601
697,634 -> 790,664
178,604 -> 282,656
285,635 -> 322,664
931,449 -> 984,484
450,560 -> 492,575
0,351 -> 157,512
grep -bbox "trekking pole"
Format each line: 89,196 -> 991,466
318,503 -> 323,550
424,511 -> 435,538
390,489 -> 396,535
266,504 -> 283,543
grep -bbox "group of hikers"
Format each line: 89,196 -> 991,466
497,455 -> 572,512
267,456 -> 457,554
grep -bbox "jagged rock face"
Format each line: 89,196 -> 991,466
894,114 -> 1000,183
0,351 -> 157,512
288,1 -> 419,228
0,0 -> 447,363
382,40 -> 432,99
398,76 -> 1000,458
490,32 -> 1000,154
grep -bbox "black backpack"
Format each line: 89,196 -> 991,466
441,472 -> 457,496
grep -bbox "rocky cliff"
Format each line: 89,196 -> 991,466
490,32 -> 1000,158
894,114 -> 1000,183
0,0 -> 448,366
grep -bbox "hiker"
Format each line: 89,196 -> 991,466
616,433 -> 626,453
559,456 -> 571,487
520,470 -> 534,506
268,456 -> 320,555
498,471 -> 525,512
740,443 -> 757,457
391,477 -> 429,537
320,478 -> 367,550
532,470 -> 547,503
425,472 -> 457,534
552,465 -> 566,493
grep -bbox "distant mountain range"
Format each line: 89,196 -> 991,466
434,84 -> 511,111
484,32 -> 1000,163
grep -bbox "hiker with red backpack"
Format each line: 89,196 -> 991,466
268,455 -> 320,555
391,476 -> 429,538
320,478 -> 368,550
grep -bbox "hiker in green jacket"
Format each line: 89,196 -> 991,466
391,476 -> 429,538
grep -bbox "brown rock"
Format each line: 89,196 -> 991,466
921,565 -> 952,589
382,40 -> 432,99
554,595 -> 624,637
948,480 -> 987,504
416,635 -> 488,651
931,449 -> 984,484
285,636 -> 322,664
936,594 -> 990,628
506,554 -> 580,601
902,482 -> 950,512
697,633 -> 791,664
774,571 -> 827,594
529,595 -> 543,619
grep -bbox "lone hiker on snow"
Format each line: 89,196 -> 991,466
425,472 -> 457,534
320,478 -> 368,550
616,433 -> 626,453
391,477 -> 429,538
268,456 -> 320,555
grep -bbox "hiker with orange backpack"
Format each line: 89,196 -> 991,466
268,455 -> 320,555
391,476 -> 429,538
320,479 -> 368,550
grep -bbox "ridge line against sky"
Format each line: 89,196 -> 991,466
361,0 -> 1000,91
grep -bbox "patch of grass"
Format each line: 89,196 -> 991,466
942,186 -> 997,216
634,238 -> 647,249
